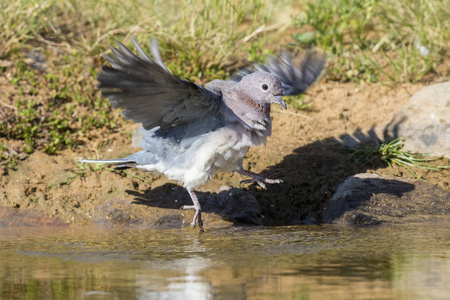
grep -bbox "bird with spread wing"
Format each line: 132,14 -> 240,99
80,37 -> 325,231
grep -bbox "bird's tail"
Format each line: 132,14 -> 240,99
78,158 -> 137,170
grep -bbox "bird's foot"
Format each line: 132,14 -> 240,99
180,205 -> 204,232
237,169 -> 283,190
181,191 -> 204,232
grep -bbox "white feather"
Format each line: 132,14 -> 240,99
136,122 -> 268,190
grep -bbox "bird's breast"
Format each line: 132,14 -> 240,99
204,123 -> 270,172
163,122 -> 270,190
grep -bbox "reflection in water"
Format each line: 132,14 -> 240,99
134,233 -> 215,299
0,222 -> 449,299
392,252 -> 450,300
136,256 -> 213,300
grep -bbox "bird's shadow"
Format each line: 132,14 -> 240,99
127,184 -> 264,225
126,122 -> 414,226
321,175 -> 415,224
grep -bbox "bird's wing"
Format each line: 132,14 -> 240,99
98,37 -> 223,130
231,51 -> 326,96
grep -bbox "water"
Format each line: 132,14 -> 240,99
1,221 -> 449,299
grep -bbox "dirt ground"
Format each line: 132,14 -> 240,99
1,77 -> 449,228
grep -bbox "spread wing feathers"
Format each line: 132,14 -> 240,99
231,51 -> 326,96
98,38 -> 223,130
149,37 -> 170,72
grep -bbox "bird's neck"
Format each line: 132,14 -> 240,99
222,92 -> 272,140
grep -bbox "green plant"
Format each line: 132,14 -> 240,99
284,95 -> 314,111
52,159 -> 147,187
345,138 -> 450,180
246,37 -> 274,63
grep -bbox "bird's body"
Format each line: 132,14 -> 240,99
120,75 -> 275,190
80,37 -> 325,231
134,114 -> 266,190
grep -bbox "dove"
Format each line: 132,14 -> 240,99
80,37 -> 325,232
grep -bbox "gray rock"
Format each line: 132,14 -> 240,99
385,82 -> 450,157
204,188 -> 262,225
323,173 -> 450,225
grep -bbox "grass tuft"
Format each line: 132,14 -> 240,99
345,138 -> 450,180
52,159 -> 148,187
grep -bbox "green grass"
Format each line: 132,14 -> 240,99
345,138 -> 450,180
52,159 -> 148,187
293,0 -> 450,83
284,94 -> 314,111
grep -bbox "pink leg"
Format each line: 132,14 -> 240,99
180,190 -> 204,232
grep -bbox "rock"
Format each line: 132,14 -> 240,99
323,173 -> 450,225
385,82 -> 450,157
202,188 -> 262,225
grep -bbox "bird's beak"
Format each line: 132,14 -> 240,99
272,95 -> 287,110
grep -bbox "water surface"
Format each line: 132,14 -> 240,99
1,221 -> 449,299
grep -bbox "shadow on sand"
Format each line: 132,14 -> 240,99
126,126 -> 416,226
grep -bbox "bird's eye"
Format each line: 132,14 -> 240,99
262,84 -> 268,91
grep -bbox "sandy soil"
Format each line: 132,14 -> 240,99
1,78 -> 449,227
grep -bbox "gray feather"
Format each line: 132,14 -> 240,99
138,114 -> 227,166
98,40 -> 223,130
149,37 -> 170,72
131,37 -> 153,63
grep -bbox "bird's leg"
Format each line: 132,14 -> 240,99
236,169 -> 283,190
180,190 -> 204,232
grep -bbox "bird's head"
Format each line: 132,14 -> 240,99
236,72 -> 286,109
